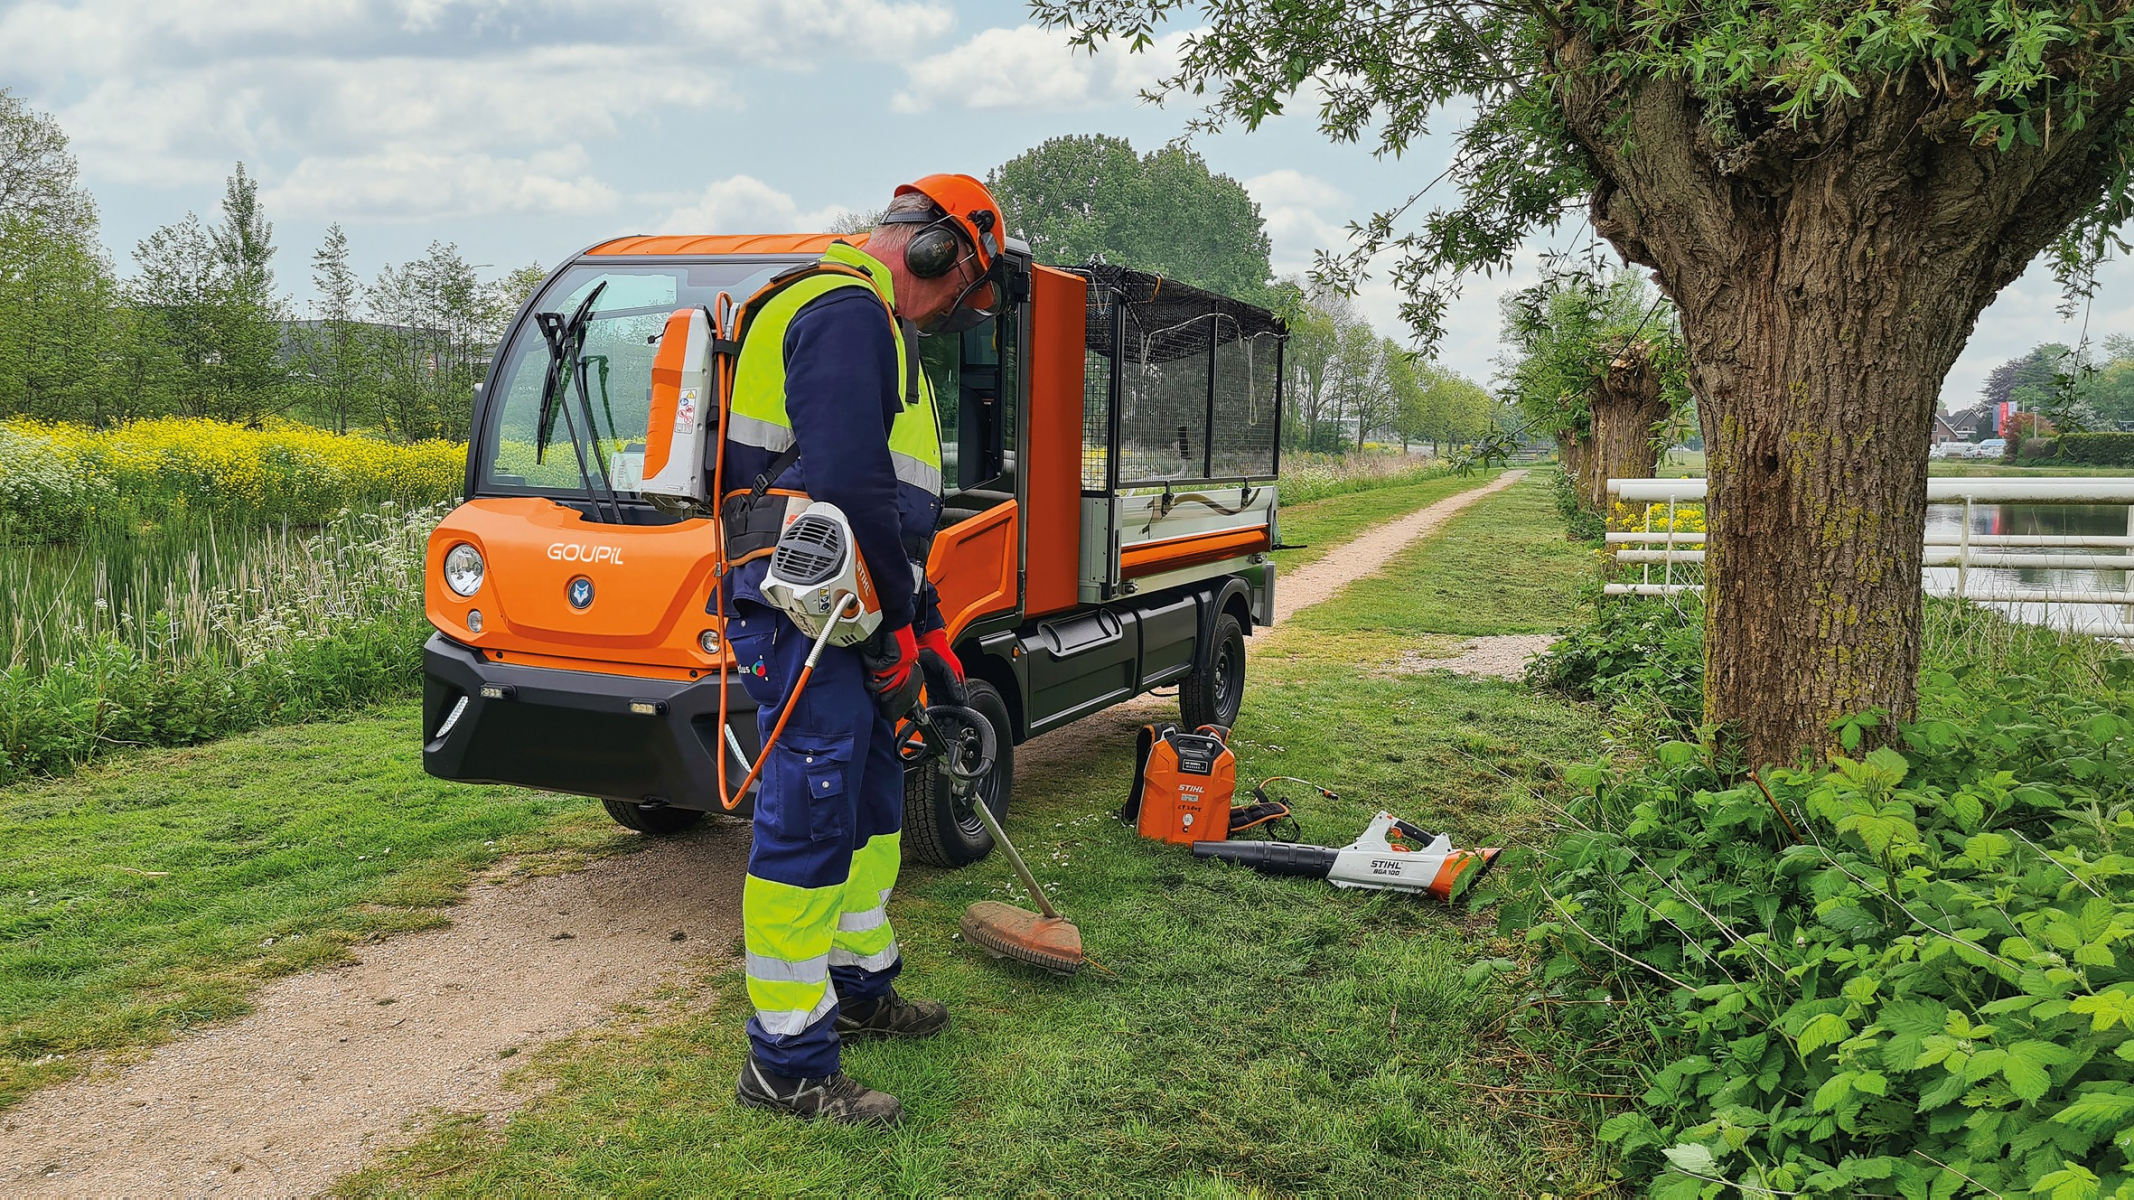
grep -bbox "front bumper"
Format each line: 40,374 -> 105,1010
421,634 -> 762,815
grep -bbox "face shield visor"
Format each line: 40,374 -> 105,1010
921,251 -> 1005,336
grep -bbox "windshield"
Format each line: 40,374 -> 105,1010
479,260 -> 797,497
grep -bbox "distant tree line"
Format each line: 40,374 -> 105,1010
988,133 -> 1498,454
0,89 -> 541,440
1951,338 -> 2134,437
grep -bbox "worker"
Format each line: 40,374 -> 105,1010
720,174 -> 1006,1126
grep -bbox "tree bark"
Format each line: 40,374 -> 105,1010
1577,342 -> 1669,512
1557,432 -> 1589,500
1550,42 -> 2134,765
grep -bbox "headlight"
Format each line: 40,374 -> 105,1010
443,543 -> 484,597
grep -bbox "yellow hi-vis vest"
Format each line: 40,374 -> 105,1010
721,242 -> 944,566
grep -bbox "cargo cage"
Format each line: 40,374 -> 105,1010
1070,265 -> 1286,603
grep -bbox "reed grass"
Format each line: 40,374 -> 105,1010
0,502 -> 442,784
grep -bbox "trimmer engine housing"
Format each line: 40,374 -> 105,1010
761,501 -> 883,646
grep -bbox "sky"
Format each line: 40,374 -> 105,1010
4,0 -> 2131,410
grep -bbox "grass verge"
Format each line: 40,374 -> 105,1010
0,708 -> 629,1110
0,467 -> 1519,1121
1273,468 -> 1504,573
339,473 -> 1617,1196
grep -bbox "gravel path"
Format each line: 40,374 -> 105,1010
0,469 -> 1526,1197
0,829 -> 751,1196
1397,633 -> 1561,679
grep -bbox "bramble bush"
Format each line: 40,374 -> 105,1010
1521,639 -> 2134,1196
1527,593 -> 1705,739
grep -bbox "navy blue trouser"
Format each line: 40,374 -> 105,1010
725,602 -> 905,1079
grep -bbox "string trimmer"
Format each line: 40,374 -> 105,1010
911,702 -> 1086,976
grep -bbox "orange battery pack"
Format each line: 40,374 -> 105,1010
1121,723 -> 1238,845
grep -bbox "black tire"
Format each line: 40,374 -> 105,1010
902,678 -> 1015,868
601,799 -> 705,835
1180,611 -> 1246,730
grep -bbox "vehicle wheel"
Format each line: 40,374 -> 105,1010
1180,612 -> 1246,730
902,679 -> 1014,868
601,800 -> 705,835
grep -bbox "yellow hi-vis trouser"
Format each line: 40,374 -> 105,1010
727,604 -> 905,1078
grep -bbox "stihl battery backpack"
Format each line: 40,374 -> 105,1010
1120,723 -> 1292,845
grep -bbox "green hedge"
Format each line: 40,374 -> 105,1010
2060,432 -> 2134,466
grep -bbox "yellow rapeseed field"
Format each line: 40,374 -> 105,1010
0,417 -> 464,539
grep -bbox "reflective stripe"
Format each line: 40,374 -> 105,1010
827,941 -> 901,972
754,985 -> 840,1037
892,452 -> 942,494
724,411 -> 795,453
746,950 -> 829,985
837,907 -> 888,933
743,874 -> 840,963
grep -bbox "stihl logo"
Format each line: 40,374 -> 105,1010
1370,860 -> 1406,877
548,543 -> 625,565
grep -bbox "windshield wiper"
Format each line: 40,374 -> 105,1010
531,282 -> 624,524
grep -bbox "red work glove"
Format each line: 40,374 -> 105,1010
915,627 -> 968,707
863,624 -> 922,720
916,628 -> 963,682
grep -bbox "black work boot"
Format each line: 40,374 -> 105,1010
735,1060 -> 903,1126
835,988 -> 950,1040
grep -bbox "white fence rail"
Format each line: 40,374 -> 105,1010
1603,477 -> 2134,639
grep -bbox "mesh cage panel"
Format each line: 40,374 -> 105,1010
1075,266 -> 1284,490
1210,330 -> 1282,479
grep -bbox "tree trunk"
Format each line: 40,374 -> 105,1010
1552,45 -> 2134,764
1579,344 -> 1669,512
1557,432 -> 1589,500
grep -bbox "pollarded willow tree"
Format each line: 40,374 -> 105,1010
1039,0 -> 2134,764
1501,267 -> 1691,512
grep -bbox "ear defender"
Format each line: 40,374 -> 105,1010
903,223 -> 964,279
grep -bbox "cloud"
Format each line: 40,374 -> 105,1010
2,0 -> 953,218
657,176 -> 852,234
1244,169 -> 1353,275
893,24 -> 1189,114
270,147 -> 620,221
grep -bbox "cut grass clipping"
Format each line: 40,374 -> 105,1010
342,473 -> 1619,1196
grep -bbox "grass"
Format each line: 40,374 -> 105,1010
337,473 -> 1616,1196
0,464 -> 1528,1123
0,708 -> 629,1110
1273,468 -> 1504,573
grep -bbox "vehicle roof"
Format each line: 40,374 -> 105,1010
583,233 -> 869,257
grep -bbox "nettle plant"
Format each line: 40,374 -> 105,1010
1537,661 -> 2134,1196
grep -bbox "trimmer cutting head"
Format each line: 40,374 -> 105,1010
960,902 -> 1084,975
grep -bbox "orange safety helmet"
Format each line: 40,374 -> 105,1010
894,173 -> 1004,270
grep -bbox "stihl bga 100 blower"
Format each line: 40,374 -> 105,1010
1192,812 -> 1501,902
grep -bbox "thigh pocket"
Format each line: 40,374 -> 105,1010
725,612 -> 780,708
772,735 -> 852,844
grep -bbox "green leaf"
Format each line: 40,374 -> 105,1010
1944,788 -> 1985,833
2071,989 -> 2134,1032
1963,1047 -> 2008,1085
1863,745 -> 1910,783
1965,832 -> 2014,865
1814,1071 -> 1856,1112
1798,1012 -> 1851,1058
2034,1161 -> 2102,1200
2004,1051 -> 2052,1103
2050,1089 -> 2134,1133
1661,1142 -> 1718,1176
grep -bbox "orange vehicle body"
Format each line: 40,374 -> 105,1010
420,231 -> 1283,856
